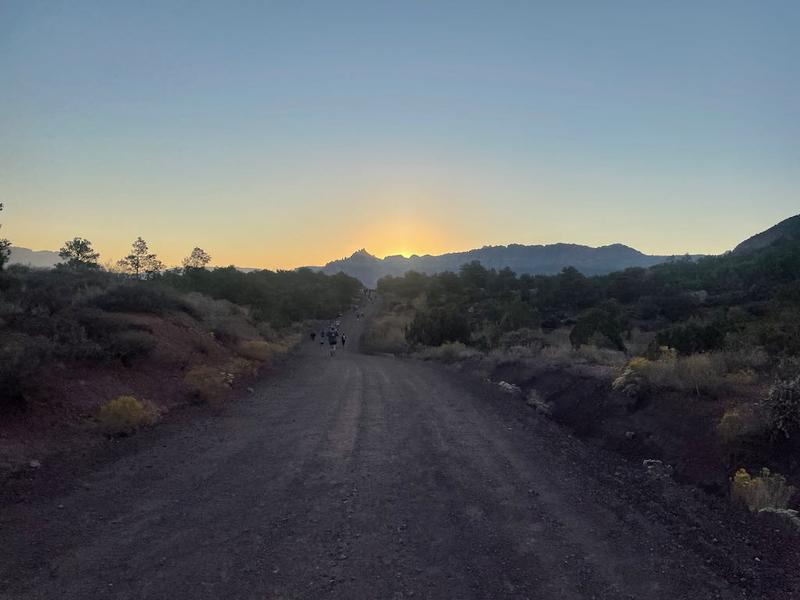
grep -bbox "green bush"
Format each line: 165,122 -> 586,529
406,307 -> 471,347
91,283 -> 196,316
105,330 -> 156,365
569,301 -> 626,351
656,321 -> 726,355
0,334 -> 53,411
766,376 -> 800,439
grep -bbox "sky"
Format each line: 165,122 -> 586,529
1,1 -> 798,269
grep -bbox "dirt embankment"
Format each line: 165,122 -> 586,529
0,309 -> 296,482
478,357 -> 800,507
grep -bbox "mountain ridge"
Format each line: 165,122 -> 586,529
314,242 -> 700,287
733,214 -> 800,254
8,247 -> 61,269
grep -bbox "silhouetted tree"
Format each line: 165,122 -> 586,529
58,237 -> 100,270
182,247 -> 211,270
117,237 -> 163,279
0,202 -> 10,271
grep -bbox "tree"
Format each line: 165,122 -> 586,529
58,237 -> 100,269
569,300 -> 627,351
117,237 -> 164,279
0,202 -> 10,271
182,247 -> 211,270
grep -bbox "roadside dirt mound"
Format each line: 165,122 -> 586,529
0,311 -> 268,480
484,359 -> 800,507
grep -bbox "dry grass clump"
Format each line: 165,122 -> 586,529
625,327 -> 657,357
416,342 -> 482,363
615,349 -> 727,396
766,375 -> 800,439
237,340 -> 273,361
574,345 -> 627,367
363,313 -> 412,354
722,346 -> 770,373
717,404 -> 769,443
97,395 -> 160,433
228,357 -> 258,377
731,467 -> 796,512
184,365 -> 233,403
724,368 -> 758,386
484,345 -> 535,368
498,328 -> 543,349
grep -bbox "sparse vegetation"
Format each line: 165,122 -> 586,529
0,258 -> 360,415
97,395 -> 160,434
367,229 -> 800,510
766,376 -> 800,439
237,340 -> 274,361
184,365 -> 234,404
415,341 -> 481,363
731,468 -> 796,512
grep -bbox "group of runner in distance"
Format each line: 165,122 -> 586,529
310,289 -> 372,357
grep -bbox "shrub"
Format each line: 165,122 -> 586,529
721,346 -> 769,373
406,307 -> 471,347
211,316 -> 259,347
717,404 -> 769,443
498,328 -> 544,350
184,365 -> 232,403
674,354 -> 725,395
191,333 -> 217,355
569,301 -> 626,351
362,313 -> 411,354
0,334 -> 54,411
105,330 -> 156,365
228,357 -> 258,377
96,395 -> 159,433
656,321 -> 726,355
766,376 -> 800,439
574,345 -> 627,367
237,340 -> 273,361
724,369 -> 758,386
614,350 -> 726,396
91,284 -> 195,316
256,321 -> 280,342
416,342 -> 482,363
731,467 -> 796,512
484,345 -> 536,368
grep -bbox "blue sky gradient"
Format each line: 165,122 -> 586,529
2,1 -> 798,267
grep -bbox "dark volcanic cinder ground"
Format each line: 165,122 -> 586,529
1,305 -> 797,600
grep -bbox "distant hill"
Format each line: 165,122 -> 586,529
733,214 -> 800,254
315,244 -> 698,287
8,247 -> 61,269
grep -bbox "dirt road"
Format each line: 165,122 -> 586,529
1,306 -> 795,599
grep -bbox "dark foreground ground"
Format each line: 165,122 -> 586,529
1,307 -> 798,599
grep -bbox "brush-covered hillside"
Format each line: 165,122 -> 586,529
0,262 -> 361,474
366,215 -> 800,513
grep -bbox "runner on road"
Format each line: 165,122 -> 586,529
327,330 -> 338,356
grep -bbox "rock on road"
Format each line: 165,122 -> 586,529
0,305 -> 796,599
